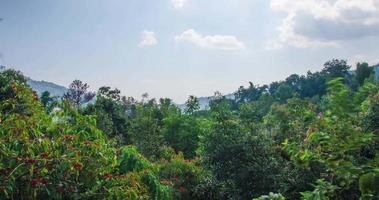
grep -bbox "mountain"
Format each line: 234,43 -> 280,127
1,65 -> 67,97
26,78 -> 67,97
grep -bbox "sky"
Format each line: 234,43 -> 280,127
1,0 -> 379,103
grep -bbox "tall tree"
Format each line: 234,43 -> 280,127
355,62 -> 373,86
83,86 -> 130,143
201,98 -> 287,199
63,80 -> 95,108
235,82 -> 267,103
322,59 -> 350,79
185,95 -> 200,114
40,91 -> 57,112
98,86 -> 121,101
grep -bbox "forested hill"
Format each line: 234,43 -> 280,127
1,59 -> 379,200
26,78 -> 67,97
0,65 -> 68,97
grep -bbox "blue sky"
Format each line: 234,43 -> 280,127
1,0 -> 379,103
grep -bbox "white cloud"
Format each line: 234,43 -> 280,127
172,0 -> 188,9
138,31 -> 157,48
175,29 -> 245,51
268,0 -> 379,49
266,12 -> 339,50
270,0 -> 379,24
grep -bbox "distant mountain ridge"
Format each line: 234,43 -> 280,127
26,78 -> 67,97
1,65 -> 68,97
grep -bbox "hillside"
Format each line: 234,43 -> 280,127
26,78 -> 67,97
1,65 -> 67,97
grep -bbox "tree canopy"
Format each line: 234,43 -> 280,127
1,59 -> 378,200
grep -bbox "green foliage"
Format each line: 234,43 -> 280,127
326,78 -> 355,117
283,77 -> 379,199
159,154 -> 205,200
235,82 -> 267,103
321,59 -> 350,79
300,179 -> 337,200
98,86 -> 122,101
362,92 -> 379,133
162,113 -> 201,159
274,84 -> 297,103
355,63 -> 373,86
359,172 -> 379,198
119,146 -> 151,174
2,58 -> 379,199
264,98 -> 317,144
128,101 -> 167,159
83,89 -> 130,142
201,98 -> 288,199
253,193 -> 286,200
40,91 -> 58,112
63,80 -> 95,109
0,70 -> 171,199
141,171 -> 172,200
184,95 -> 200,114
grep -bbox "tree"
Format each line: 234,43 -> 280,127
129,101 -> 167,159
83,87 -> 130,143
283,78 -> 378,199
273,84 -> 297,103
322,59 -> 350,79
40,91 -> 58,112
285,74 -> 302,93
0,70 -> 172,199
98,86 -> 121,101
40,91 -> 53,107
299,71 -> 327,98
4,58 -> 379,199
0,69 -> 35,116
201,99 -> 287,199
141,92 -> 149,102
0,68 -> 27,86
159,154 -> 206,200
162,113 -> 202,159
185,95 -> 200,114
235,82 -> 267,103
63,80 -> 95,108
355,62 -> 373,86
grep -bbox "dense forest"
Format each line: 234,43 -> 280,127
1,59 -> 379,199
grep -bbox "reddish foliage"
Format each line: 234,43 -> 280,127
30,177 -> 48,188
25,158 -> 38,165
68,186 -> 77,193
83,140 -> 92,145
104,173 -> 113,179
178,186 -> 186,193
74,162 -> 83,170
63,134 -> 75,140
56,184 -> 65,193
40,152 -> 49,159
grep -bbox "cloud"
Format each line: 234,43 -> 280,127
138,31 -> 157,48
175,29 -> 245,51
172,0 -> 188,9
268,0 -> 379,49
